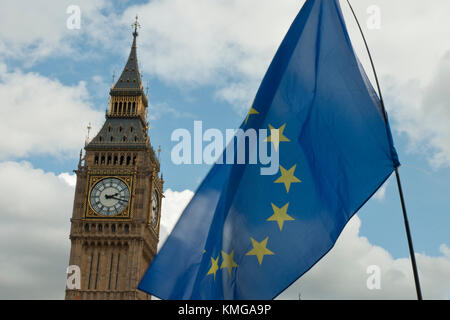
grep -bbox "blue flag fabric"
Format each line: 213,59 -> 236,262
138,0 -> 399,299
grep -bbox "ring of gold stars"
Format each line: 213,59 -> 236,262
204,114 -> 306,281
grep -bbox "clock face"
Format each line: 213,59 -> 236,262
90,177 -> 130,216
151,190 -> 159,228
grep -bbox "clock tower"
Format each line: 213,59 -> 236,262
65,19 -> 163,300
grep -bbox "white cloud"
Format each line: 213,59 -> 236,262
116,0 -> 450,163
372,181 -> 388,201
118,0 -> 303,111
340,1 -> 450,167
341,0 -> 450,85
440,244 -> 450,258
148,102 -> 196,121
0,64 -> 103,159
58,172 -> 77,188
0,0 -> 109,63
123,0 -> 299,81
106,0 -> 450,113
215,81 -> 260,115
276,215 -> 450,300
92,75 -> 103,83
0,161 -> 73,299
3,0 -> 450,149
159,188 -> 194,249
0,0 -> 448,299
385,52 -> 450,168
0,162 -> 192,299
156,187 -> 450,300
0,163 -> 448,299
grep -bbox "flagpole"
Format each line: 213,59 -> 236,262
345,0 -> 423,300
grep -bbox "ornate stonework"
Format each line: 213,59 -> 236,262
65,19 -> 163,300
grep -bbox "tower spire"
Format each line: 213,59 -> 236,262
111,15 -> 143,93
132,14 -> 140,38
85,122 -> 92,146
102,16 -> 149,126
66,15 -> 163,300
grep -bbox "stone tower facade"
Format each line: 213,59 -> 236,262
65,21 -> 163,300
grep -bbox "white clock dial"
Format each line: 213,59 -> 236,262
90,177 -> 130,216
151,190 -> 159,228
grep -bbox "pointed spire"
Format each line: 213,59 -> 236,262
111,71 -> 115,88
85,122 -> 92,147
111,15 -> 142,92
132,14 -> 140,37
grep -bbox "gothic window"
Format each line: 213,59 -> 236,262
119,102 -> 122,113
124,224 -> 130,233
134,136 -> 138,142
113,155 -> 118,165
115,253 -> 120,290
132,155 -> 136,165
108,253 -> 114,290
94,155 -> 99,165
126,156 -> 131,165
98,224 -> 103,232
114,102 -> 118,113
120,155 -> 124,165
110,136 -> 114,142
99,136 -> 103,142
128,102 -> 131,114
107,155 -> 112,165
87,252 -> 94,289
101,155 -> 105,165
111,224 -> 116,233
132,102 -> 136,113
84,224 -> 89,232
94,252 -> 100,289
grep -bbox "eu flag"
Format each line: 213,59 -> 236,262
138,0 -> 399,299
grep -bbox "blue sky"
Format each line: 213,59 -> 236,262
0,0 -> 449,299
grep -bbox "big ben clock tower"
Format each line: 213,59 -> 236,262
65,18 -> 163,300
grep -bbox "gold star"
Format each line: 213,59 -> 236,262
265,123 -> 290,151
245,106 -> 259,124
274,164 -> 301,193
206,255 -> 219,281
245,237 -> 274,265
220,250 -> 238,276
267,202 -> 295,231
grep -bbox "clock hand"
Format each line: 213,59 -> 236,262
105,192 -> 120,199
109,196 -> 128,202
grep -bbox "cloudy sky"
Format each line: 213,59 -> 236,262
0,0 -> 449,299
